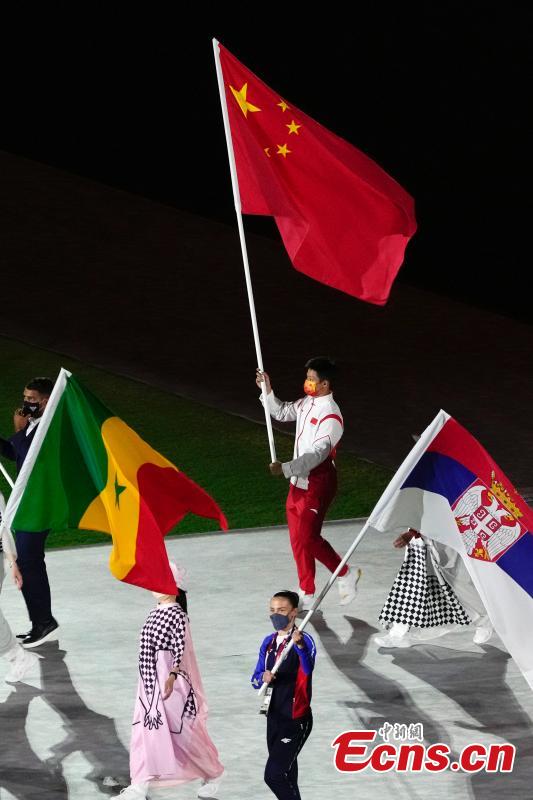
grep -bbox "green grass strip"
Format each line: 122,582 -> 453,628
0,336 -> 391,548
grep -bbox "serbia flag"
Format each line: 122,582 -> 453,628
370,411 -> 533,689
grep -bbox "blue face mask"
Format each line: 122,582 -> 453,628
270,613 -> 291,631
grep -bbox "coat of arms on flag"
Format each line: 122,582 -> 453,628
453,472 -> 525,562
369,410 -> 533,689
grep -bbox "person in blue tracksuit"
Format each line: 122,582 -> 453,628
251,590 -> 315,800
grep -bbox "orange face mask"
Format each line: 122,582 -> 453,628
303,379 -> 319,397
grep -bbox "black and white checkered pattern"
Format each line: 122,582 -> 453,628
379,541 -> 471,628
138,605 -> 187,701
183,687 -> 197,720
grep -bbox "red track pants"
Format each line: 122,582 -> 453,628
286,467 -> 347,595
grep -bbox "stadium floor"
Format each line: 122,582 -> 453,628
1,521 -> 532,800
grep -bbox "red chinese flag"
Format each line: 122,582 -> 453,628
217,42 -> 417,305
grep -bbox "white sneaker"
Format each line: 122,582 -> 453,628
337,566 -> 362,606
118,783 -> 149,798
375,622 -> 410,648
298,590 -> 315,611
4,644 -> 40,683
374,631 -> 413,648
198,770 -> 224,798
473,624 -> 493,644
409,624 -> 457,642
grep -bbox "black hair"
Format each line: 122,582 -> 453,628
176,588 -> 188,614
26,377 -> 55,397
305,357 -> 337,387
273,590 -> 299,609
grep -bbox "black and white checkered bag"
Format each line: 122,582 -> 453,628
379,540 -> 471,629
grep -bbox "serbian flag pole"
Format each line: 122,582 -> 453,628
256,410 -> 443,698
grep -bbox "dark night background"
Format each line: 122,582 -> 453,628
1,5 -> 531,320
1,5 -> 532,486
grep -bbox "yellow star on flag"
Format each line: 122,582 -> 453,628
264,147 -> 271,158
230,83 -> 261,117
277,99 -> 290,112
286,120 -> 301,135
276,144 -> 291,158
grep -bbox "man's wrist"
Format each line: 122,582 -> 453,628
281,462 -> 292,479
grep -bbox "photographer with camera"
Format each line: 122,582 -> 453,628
0,377 -> 59,647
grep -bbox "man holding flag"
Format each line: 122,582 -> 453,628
257,358 -> 360,609
0,377 -> 59,647
2,368 -> 227,599
213,39 -> 417,472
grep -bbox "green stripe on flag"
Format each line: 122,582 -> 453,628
12,375 -> 112,532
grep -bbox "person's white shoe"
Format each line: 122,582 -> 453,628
473,624 -> 493,644
374,631 -> 413,648
375,622 -> 411,648
118,783 -> 149,798
297,589 -> 315,611
409,624 -> 457,642
337,566 -> 362,606
198,770 -> 224,798
4,644 -> 40,683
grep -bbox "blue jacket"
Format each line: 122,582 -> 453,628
0,422 -> 38,474
251,630 -> 316,719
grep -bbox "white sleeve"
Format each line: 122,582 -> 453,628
282,415 -> 343,478
0,492 -> 16,560
1,526 -> 17,561
259,392 -> 300,423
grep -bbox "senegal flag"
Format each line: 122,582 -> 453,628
3,369 -> 227,594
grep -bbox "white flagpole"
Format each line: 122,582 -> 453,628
0,461 -> 14,489
3,368 -> 71,530
212,38 -> 277,463
257,408 -> 450,696
0,369 -> 72,561
0,490 -> 17,560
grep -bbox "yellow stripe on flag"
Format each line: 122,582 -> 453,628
79,417 -> 178,580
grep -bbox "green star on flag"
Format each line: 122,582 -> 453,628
114,472 -> 126,508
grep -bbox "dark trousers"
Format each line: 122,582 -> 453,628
265,713 -> 312,800
15,530 -> 53,627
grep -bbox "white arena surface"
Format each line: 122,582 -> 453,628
1,521 -> 532,800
